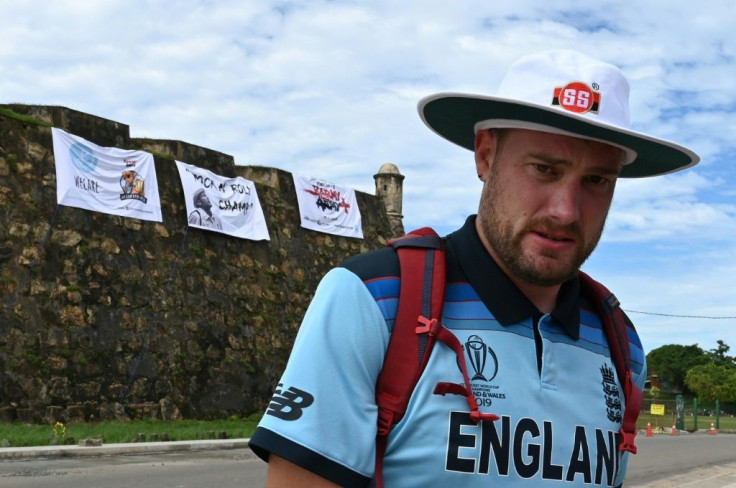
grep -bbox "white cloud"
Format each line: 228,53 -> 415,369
2,0 -> 735,351
606,172 -> 736,243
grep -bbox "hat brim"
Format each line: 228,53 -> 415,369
419,93 -> 699,178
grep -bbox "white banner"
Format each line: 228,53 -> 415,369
51,128 -> 162,222
293,174 -> 363,238
175,161 -> 270,241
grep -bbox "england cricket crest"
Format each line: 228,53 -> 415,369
600,363 -> 623,423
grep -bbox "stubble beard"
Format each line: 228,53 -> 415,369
477,178 -> 605,288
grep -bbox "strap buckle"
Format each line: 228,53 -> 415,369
415,315 -> 440,335
618,428 -> 637,454
470,410 -> 500,423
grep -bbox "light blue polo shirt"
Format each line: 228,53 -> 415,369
250,216 -> 646,487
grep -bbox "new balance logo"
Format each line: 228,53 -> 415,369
266,383 -> 315,421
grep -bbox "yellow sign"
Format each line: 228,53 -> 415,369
650,404 -> 665,416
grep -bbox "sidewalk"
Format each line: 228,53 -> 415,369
0,438 -> 251,460
630,462 -> 736,488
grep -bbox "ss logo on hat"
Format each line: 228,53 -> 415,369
552,82 -> 601,114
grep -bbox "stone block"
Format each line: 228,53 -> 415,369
0,406 -> 16,422
79,438 -> 103,447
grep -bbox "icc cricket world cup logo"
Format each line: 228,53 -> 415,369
465,335 -> 498,382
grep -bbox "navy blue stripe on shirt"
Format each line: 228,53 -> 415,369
363,276 -> 399,331
361,275 -> 644,375
580,307 -> 645,374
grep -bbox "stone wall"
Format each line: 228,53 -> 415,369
0,105 -> 396,423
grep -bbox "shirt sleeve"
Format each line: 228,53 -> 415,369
249,267 -> 390,487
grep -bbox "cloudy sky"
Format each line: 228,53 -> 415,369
2,1 -> 735,354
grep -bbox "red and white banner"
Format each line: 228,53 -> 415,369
52,128 -> 162,222
293,174 -> 363,238
175,161 -> 270,241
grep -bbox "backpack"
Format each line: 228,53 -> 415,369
374,228 -> 643,487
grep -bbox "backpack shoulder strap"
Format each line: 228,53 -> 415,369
578,270 -> 643,454
374,227 -> 446,486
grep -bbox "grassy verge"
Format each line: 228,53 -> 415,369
0,415 -> 261,448
3,412 -> 733,448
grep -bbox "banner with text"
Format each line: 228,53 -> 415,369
293,174 -> 363,238
52,128 -> 162,222
175,161 -> 270,241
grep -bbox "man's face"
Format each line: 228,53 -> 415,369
197,193 -> 211,209
122,171 -> 136,184
475,129 -> 624,288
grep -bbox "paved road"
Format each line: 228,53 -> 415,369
0,448 -> 267,488
626,434 -> 736,487
0,433 -> 734,487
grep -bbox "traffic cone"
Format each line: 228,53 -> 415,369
646,422 -> 653,437
709,422 -> 717,436
671,422 -> 678,436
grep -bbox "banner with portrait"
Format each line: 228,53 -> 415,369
292,174 -> 363,238
175,161 -> 270,241
51,128 -> 162,222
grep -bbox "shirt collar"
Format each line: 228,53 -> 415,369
445,215 -> 581,339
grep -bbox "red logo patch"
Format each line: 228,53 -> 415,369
552,82 -> 600,114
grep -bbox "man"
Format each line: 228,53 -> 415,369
121,170 -> 145,196
188,188 -> 222,230
249,50 -> 699,487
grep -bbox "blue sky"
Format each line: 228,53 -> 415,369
2,0 -> 735,353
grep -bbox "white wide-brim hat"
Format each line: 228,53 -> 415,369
418,50 -> 699,178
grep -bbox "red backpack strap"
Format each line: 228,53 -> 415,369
578,271 -> 643,454
374,228 -> 446,487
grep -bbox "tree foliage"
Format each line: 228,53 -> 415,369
685,363 -> 736,402
646,344 -> 709,393
707,340 -> 736,367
